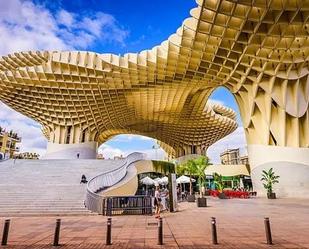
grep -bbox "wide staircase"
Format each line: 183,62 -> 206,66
0,159 -> 125,216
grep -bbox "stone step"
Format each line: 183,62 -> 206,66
0,159 -> 123,215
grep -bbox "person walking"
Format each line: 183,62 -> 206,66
80,174 -> 87,184
154,185 -> 162,218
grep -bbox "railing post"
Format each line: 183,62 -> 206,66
158,217 -> 163,245
1,219 -> 10,246
106,217 -> 112,245
142,196 -> 145,215
264,217 -> 273,245
53,219 -> 61,246
211,217 -> 218,245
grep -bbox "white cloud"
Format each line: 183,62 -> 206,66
97,142 -> 167,161
0,103 -> 47,156
207,127 -> 247,164
142,148 -> 167,160
112,134 -> 153,142
0,0 -> 129,56
57,9 -> 74,27
207,98 -> 225,106
98,144 -> 124,159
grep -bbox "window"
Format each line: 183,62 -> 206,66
66,126 -> 72,144
81,129 -> 86,143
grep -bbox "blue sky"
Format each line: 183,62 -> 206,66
0,0 -> 247,163
37,0 -> 197,54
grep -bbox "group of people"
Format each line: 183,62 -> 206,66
176,187 -> 189,201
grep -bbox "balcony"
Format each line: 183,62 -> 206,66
9,135 -> 21,142
0,129 -> 21,142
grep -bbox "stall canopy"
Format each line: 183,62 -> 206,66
159,176 -> 168,185
140,176 -> 155,185
176,175 -> 196,184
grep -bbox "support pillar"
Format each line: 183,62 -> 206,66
248,144 -> 309,198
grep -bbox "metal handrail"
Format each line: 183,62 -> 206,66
85,152 -> 146,214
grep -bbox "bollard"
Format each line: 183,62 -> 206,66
1,219 -> 10,246
264,217 -> 273,245
158,217 -> 163,245
106,217 -> 112,245
211,217 -> 218,245
53,219 -> 61,246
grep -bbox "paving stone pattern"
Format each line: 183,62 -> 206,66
0,198 -> 309,248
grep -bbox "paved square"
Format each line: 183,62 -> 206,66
1,197 -> 309,248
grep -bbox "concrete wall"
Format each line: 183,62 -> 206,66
43,141 -> 98,159
248,144 -> 309,198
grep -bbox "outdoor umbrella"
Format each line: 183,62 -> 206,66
140,176 -> 156,196
153,177 -> 161,186
159,176 -> 169,185
176,175 -> 196,184
140,176 -> 155,185
176,175 -> 196,193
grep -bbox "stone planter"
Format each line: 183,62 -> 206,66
218,192 -> 226,199
187,194 -> 196,202
267,192 -> 276,199
197,197 -> 207,207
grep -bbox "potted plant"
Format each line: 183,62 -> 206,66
214,173 -> 226,199
194,156 -> 211,207
261,168 -> 280,199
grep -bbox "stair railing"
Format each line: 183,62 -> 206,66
85,152 -> 145,214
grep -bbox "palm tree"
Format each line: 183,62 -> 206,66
177,159 -> 196,195
177,156 -> 211,195
261,168 -> 280,197
213,173 -> 224,193
194,156 -> 212,196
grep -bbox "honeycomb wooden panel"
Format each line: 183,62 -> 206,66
1,0 -> 308,159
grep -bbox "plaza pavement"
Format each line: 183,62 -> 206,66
0,197 -> 308,249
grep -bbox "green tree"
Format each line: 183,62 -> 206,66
177,159 -> 195,195
177,156 -> 211,195
194,156 -> 212,196
261,168 -> 280,195
213,173 -> 224,192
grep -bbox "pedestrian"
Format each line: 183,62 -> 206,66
77,153 -> 80,159
154,185 -> 162,218
80,174 -> 87,184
